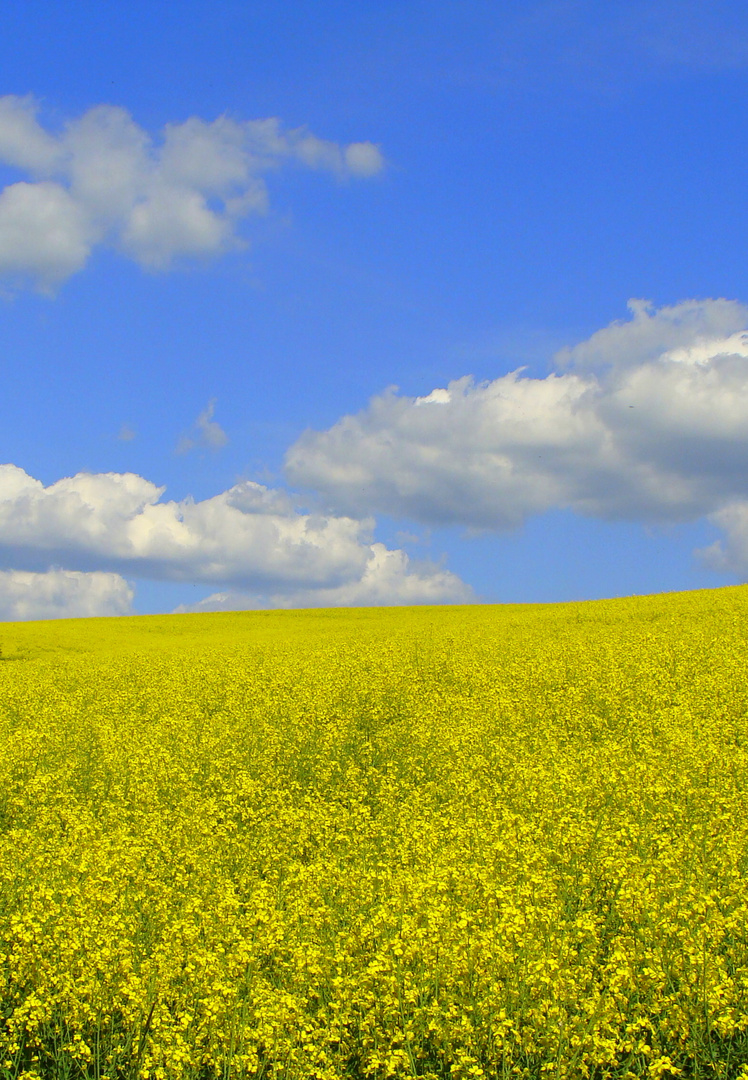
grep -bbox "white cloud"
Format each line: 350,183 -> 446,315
0,569 -> 133,622
555,298 -> 748,372
344,141 -> 386,177
176,399 -> 229,454
286,298 -> 748,532
0,95 -> 62,172
0,96 -> 385,290
175,545 -> 472,612
697,502 -> 748,576
0,181 -> 94,290
0,464 -> 471,607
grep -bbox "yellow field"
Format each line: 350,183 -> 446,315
1,588 -> 748,1080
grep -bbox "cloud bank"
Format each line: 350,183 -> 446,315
175,546 -> 471,613
0,465 -> 472,618
286,299 -> 748,544
0,569 -> 133,622
0,95 -> 384,291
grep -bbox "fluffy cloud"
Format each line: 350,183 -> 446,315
554,297 -> 748,371
0,569 -> 133,622
175,546 -> 471,613
697,502 -> 748,577
286,298 -> 748,531
0,181 -> 93,285
0,465 -> 471,609
0,96 -> 385,290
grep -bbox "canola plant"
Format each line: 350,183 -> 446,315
1,588 -> 748,1079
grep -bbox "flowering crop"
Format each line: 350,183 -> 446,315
2,589 -> 748,1078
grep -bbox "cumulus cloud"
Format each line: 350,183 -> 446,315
555,298 -> 748,372
175,546 -> 472,612
286,298 -> 748,532
176,399 -> 228,454
696,502 -> 748,577
0,464 -> 471,607
0,569 -> 133,622
0,181 -> 94,286
0,95 -> 385,290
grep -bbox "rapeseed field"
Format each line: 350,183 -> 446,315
2,588 -> 748,1080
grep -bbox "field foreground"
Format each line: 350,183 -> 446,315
1,589 -> 748,1079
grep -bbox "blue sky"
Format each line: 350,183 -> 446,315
3,0 -> 748,618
